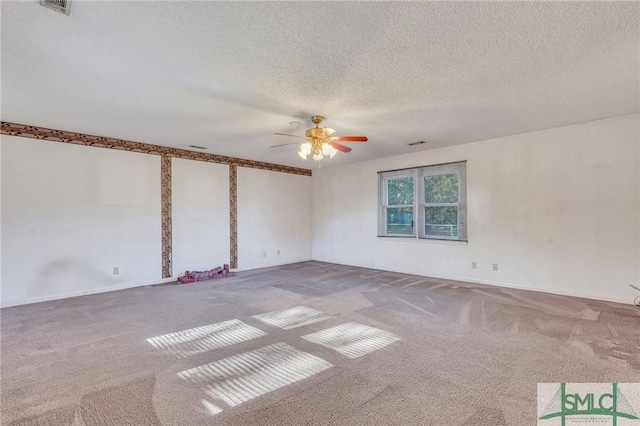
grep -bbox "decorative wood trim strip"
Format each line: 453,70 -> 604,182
229,165 -> 238,269
1,121 -> 312,177
161,155 -> 172,278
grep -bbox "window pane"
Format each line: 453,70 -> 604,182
424,207 -> 458,238
387,177 -> 414,205
386,207 -> 413,235
424,173 -> 458,204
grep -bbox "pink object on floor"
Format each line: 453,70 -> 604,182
178,264 -> 234,284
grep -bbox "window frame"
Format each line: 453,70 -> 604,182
418,162 -> 466,241
378,161 -> 467,241
379,170 -> 417,237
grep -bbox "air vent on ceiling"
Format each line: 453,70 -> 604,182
407,141 -> 427,146
40,0 -> 71,15
188,145 -> 208,150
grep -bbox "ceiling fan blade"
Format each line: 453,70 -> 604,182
270,142 -> 302,148
329,141 -> 352,153
273,132 -> 306,139
332,136 -> 368,142
323,128 -> 336,136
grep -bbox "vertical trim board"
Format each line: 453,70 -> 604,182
161,155 -> 172,278
229,165 -> 238,269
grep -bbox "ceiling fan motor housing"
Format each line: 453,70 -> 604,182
305,127 -> 327,138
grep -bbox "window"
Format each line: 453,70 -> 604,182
378,161 -> 467,241
380,171 -> 415,236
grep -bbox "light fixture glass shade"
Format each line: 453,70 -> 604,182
312,153 -> 324,161
301,142 -> 312,155
298,150 -> 308,160
321,142 -> 339,158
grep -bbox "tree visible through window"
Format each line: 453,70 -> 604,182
423,172 -> 459,238
379,162 -> 466,240
385,176 -> 414,235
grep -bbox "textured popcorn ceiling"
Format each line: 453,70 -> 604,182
1,1 -> 638,168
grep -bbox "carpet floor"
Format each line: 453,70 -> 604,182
1,261 -> 639,425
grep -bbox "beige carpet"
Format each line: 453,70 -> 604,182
1,261 -> 639,425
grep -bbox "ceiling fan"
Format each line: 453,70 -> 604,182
271,116 -> 368,161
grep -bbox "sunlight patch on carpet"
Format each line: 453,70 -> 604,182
253,306 -> 331,330
302,322 -> 400,358
201,399 -> 223,415
178,343 -> 332,409
146,319 -> 265,358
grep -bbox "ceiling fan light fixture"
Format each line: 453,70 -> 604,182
272,116 -> 368,162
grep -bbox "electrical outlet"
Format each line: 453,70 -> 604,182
113,266 -> 120,275
472,261 -> 477,269
262,251 -> 267,258
277,249 -> 280,255
492,263 -> 499,271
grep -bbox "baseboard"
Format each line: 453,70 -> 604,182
311,259 -> 635,306
0,277 -> 176,308
3,260 -> 632,307
0,260 -> 312,307
233,257 -> 313,272
450,275 -> 633,306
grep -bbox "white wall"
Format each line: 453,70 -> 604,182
3,114 -> 636,306
171,158 -> 230,275
1,136 -> 162,307
238,168 -> 312,270
312,114 -> 640,304
0,135 -> 313,307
